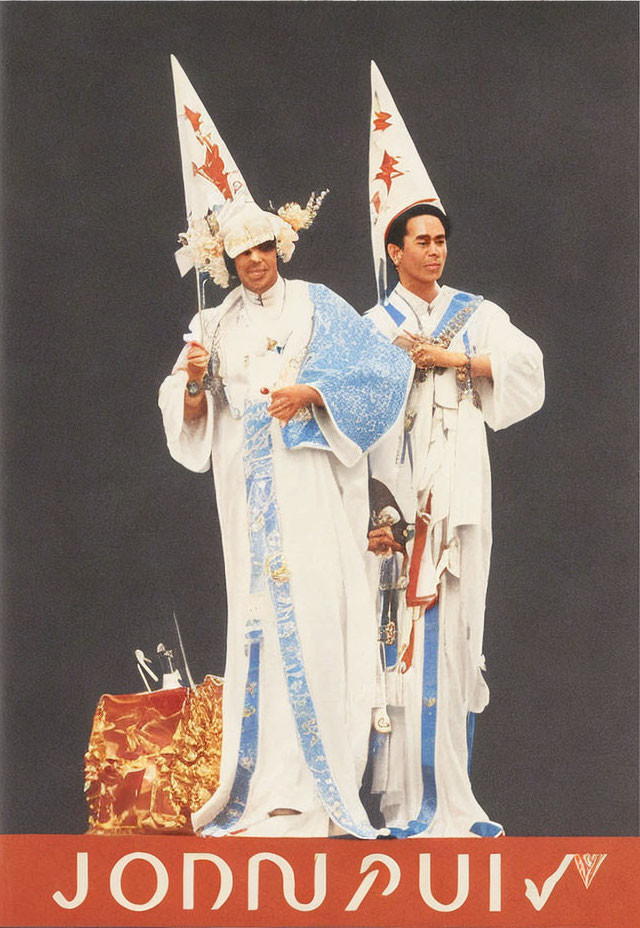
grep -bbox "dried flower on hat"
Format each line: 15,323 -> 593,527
276,223 -> 298,262
278,190 -> 329,232
178,213 -> 230,287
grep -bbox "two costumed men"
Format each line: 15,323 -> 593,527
159,58 -> 544,839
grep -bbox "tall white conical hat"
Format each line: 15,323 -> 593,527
171,56 -> 327,285
171,54 -> 250,226
369,60 -> 445,301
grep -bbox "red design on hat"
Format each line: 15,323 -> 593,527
184,105 -> 203,134
373,110 -> 392,132
375,151 -> 403,193
193,142 -> 233,200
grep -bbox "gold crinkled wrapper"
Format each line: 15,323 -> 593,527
84,675 -> 223,834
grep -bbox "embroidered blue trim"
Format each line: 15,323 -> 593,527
467,717 -> 503,836
282,284 -> 412,455
388,602 -> 439,838
466,711 -> 476,775
470,821 -> 504,838
244,404 -> 279,593
431,291 -> 482,340
208,402 -> 379,838
382,299 -> 406,327
380,289 -> 482,343
201,628 -> 262,836
281,415 -> 330,451
201,403 -> 277,836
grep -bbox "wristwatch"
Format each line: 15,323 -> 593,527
186,380 -> 203,396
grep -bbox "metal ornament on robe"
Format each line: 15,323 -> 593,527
369,60 -> 445,303
378,554 -> 401,669
389,291 -> 484,470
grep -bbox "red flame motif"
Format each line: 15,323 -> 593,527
183,104 -> 233,200
184,105 -> 202,134
373,110 -> 392,132
371,191 -> 382,216
375,151 -> 403,193
193,142 -> 233,200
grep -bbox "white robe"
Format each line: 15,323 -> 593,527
159,277 -> 408,838
367,282 -> 545,837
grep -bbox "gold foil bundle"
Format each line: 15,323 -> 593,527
84,676 -> 223,834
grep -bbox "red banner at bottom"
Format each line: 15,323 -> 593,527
1,835 -> 638,927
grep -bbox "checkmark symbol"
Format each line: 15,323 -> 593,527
524,854 -> 576,911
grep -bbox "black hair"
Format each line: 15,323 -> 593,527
386,203 -> 450,248
223,251 -> 239,284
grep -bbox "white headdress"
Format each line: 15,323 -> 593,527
369,60 -> 445,302
171,55 -> 327,289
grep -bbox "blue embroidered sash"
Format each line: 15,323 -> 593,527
388,601 -> 439,838
383,290 -> 483,346
384,604 -> 502,839
201,629 -> 261,836
398,291 -> 483,467
203,402 -> 378,839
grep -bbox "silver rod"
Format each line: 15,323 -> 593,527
196,270 -> 205,343
137,663 -> 152,693
173,609 -> 196,690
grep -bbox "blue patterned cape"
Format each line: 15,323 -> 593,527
281,283 -> 412,459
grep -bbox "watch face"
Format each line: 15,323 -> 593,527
187,380 -> 201,396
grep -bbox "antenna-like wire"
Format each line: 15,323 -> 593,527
173,609 -> 196,689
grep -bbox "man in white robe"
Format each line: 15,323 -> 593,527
159,201 -> 411,838
365,63 -> 545,838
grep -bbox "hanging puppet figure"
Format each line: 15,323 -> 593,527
159,58 -> 411,838
365,62 -> 545,838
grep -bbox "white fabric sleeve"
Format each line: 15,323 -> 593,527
365,303 -> 400,341
158,351 -> 214,474
472,303 -> 545,431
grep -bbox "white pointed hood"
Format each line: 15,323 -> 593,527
171,56 -> 327,285
369,60 -> 445,301
171,55 -> 251,223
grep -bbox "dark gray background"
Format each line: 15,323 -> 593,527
1,2 -> 637,836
